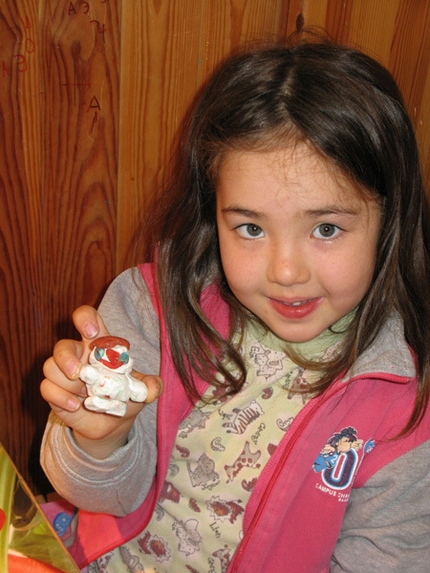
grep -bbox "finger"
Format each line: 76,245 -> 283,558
50,339 -> 88,381
131,371 -> 163,404
49,307 -> 110,380
43,354 -> 87,399
40,377 -> 83,413
72,305 -> 110,342
144,376 -> 163,403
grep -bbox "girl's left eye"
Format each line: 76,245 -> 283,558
236,223 -> 264,239
312,223 -> 341,239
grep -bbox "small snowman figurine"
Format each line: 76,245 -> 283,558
79,336 -> 148,417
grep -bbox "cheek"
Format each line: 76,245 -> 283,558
221,255 -> 252,294
218,230 -> 243,272
219,243 -> 258,296
218,239 -> 239,288
327,251 -> 375,303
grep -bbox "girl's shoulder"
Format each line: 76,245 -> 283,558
138,262 -> 229,327
98,266 -> 161,374
345,312 -> 415,382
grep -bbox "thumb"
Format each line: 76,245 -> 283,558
131,371 -> 164,404
72,305 -> 110,343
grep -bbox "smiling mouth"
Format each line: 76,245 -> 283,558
269,297 -> 322,319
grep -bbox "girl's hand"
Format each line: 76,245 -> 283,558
40,305 -> 163,459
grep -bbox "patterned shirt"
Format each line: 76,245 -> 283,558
90,318 -> 348,573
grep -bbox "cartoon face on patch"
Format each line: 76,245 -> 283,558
313,426 -> 373,491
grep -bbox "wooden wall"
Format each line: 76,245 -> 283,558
0,0 -> 429,493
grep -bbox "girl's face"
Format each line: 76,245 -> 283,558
216,144 -> 381,343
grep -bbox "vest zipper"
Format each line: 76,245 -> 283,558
228,383 -> 344,571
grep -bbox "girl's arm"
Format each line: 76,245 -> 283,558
40,268 -> 162,515
331,440 -> 430,572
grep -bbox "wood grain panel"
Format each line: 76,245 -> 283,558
298,0 -> 430,193
1,0 -> 122,491
0,0 -> 45,488
196,0 -> 289,87
117,0 -> 204,267
389,1 -> 430,193
40,0 -> 120,316
117,0 -> 290,268
417,65 -> 430,187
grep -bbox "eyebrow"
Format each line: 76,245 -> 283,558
221,206 -> 265,219
221,205 -> 359,218
304,206 -> 359,217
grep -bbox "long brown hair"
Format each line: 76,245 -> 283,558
138,37 -> 430,431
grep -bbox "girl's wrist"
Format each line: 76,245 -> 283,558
72,429 -> 129,460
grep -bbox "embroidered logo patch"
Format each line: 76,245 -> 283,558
313,426 -> 375,500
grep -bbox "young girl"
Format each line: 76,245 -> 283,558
40,38 -> 430,573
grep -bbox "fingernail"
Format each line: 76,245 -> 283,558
66,361 -> 81,379
83,321 -> 98,339
67,397 -> 80,411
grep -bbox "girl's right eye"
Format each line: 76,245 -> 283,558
236,223 -> 264,239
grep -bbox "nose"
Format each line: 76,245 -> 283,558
266,242 -> 310,286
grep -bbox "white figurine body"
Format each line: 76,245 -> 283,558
79,336 -> 148,417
